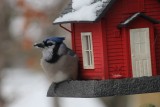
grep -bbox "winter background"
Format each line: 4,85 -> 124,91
0,0 -> 160,107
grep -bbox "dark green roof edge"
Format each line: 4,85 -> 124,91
118,12 -> 160,28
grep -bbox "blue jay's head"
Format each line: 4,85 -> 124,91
34,37 -> 65,48
34,37 -> 65,62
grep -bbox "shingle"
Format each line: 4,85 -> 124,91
61,1 -> 72,15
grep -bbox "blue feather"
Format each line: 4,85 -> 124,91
44,37 -> 65,43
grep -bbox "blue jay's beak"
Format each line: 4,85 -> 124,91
34,43 -> 45,48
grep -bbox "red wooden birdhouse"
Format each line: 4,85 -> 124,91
53,0 -> 160,80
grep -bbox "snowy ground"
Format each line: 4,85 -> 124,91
1,68 -> 52,107
1,68 -> 106,107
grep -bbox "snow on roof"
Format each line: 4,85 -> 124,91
53,0 -> 116,24
121,12 -> 141,25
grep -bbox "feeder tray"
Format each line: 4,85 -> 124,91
47,76 -> 160,98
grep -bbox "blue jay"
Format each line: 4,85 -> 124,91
34,37 -> 78,86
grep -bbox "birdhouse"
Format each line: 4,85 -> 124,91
48,0 -> 160,97
53,0 -> 160,80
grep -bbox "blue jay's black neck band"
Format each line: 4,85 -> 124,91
46,43 -> 61,63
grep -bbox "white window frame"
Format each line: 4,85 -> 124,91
81,32 -> 94,69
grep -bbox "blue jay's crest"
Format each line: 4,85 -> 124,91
44,37 -> 65,43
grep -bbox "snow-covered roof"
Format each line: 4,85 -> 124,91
53,0 -> 116,24
118,12 -> 160,28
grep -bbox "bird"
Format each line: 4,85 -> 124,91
34,37 -> 78,92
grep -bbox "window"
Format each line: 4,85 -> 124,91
81,32 -> 94,69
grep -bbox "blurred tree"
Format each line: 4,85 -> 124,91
0,0 -> 12,106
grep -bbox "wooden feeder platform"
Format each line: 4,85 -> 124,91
47,76 -> 160,98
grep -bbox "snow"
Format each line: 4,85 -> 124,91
121,12 -> 140,25
1,68 -> 106,107
1,68 -> 52,107
54,0 -> 110,23
102,0 -> 109,2
59,98 -> 106,107
72,0 -> 94,10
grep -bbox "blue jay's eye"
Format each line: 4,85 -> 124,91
46,41 -> 56,46
47,42 -> 53,46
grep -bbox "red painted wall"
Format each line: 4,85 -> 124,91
155,24 -> 160,75
72,0 -> 160,80
72,22 -> 106,79
103,0 -> 160,79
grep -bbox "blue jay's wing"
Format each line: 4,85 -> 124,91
67,48 -> 77,57
58,43 -> 77,57
57,43 -> 68,56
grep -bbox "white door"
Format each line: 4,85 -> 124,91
130,28 -> 152,77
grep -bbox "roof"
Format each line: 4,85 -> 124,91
118,12 -> 160,28
53,0 -> 116,24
